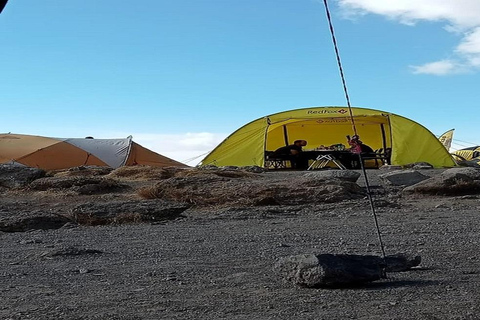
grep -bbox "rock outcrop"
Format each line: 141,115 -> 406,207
0,163 -> 45,189
403,167 -> 480,195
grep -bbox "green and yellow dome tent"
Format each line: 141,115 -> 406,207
199,106 -> 456,168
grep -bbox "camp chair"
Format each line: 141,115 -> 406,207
362,148 -> 392,168
264,151 -> 290,169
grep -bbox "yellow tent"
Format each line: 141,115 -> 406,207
200,106 -> 456,168
0,133 -> 188,170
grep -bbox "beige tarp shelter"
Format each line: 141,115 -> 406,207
200,106 -> 457,168
453,146 -> 480,166
0,133 -> 188,170
453,146 -> 480,161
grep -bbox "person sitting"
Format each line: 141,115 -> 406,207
273,140 -> 309,170
346,135 -> 374,168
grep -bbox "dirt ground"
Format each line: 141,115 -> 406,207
1,168 -> 480,320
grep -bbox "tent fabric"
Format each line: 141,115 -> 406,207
438,129 -> 454,151
200,106 -> 456,168
453,146 -> 480,161
65,137 -> 132,168
0,133 -> 188,170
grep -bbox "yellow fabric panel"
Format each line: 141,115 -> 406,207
0,133 -> 59,163
389,115 -> 456,167
201,118 -> 267,166
125,142 -> 189,167
265,124 -> 288,151
16,142 -> 108,170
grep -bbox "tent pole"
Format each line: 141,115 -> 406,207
263,118 -> 271,167
380,124 -> 387,150
282,125 -> 289,146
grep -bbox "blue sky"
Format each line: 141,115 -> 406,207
2,0 -> 479,164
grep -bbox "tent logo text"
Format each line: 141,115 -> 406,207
307,109 -> 347,115
316,118 -> 349,124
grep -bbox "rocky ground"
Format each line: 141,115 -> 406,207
1,164 -> 480,320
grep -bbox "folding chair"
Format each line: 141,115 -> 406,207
264,151 -> 290,169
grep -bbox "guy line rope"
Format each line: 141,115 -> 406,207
322,0 -> 387,264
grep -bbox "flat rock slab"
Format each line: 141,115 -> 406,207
275,253 -> 421,288
303,170 -> 361,182
71,199 -> 190,225
379,169 -> 429,186
41,246 -> 103,258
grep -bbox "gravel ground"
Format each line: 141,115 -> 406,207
1,168 -> 480,320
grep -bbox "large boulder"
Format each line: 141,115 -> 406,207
0,163 -> 45,189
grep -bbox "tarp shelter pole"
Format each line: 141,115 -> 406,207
0,0 -> 8,14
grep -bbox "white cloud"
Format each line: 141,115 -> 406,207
337,0 -> 480,75
410,60 -> 462,75
455,27 -> 480,66
127,132 -> 228,166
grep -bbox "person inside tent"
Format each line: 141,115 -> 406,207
346,134 -> 374,169
273,139 -> 309,170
